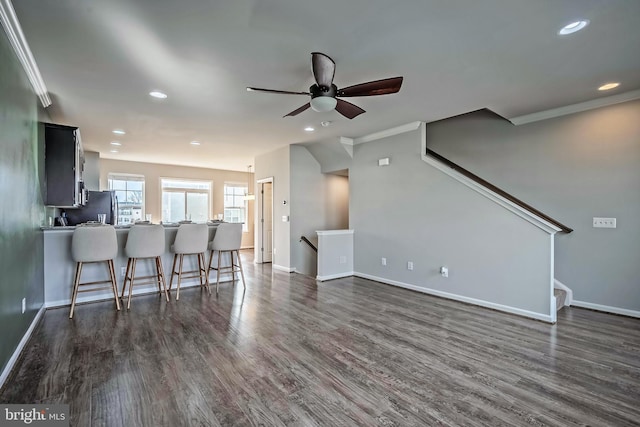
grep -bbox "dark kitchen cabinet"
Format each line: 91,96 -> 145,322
44,123 -> 86,207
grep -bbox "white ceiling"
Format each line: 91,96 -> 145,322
12,0 -> 640,171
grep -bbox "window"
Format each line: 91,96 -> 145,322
161,178 -> 211,223
224,183 -> 248,231
108,174 -> 144,225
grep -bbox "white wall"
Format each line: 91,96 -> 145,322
325,174 -> 349,230
350,128 -> 554,320
254,146 -> 291,270
83,151 -> 100,191
255,145 -> 349,275
426,101 -> 640,312
99,158 -> 254,248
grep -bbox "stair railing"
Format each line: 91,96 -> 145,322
299,235 -> 318,252
426,148 -> 573,233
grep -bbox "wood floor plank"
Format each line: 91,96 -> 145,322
2,250 -> 639,426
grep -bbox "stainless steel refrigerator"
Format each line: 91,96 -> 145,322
64,190 -> 116,225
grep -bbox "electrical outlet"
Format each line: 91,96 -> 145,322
22,298 -> 26,314
381,257 -> 387,266
407,261 -> 414,271
440,266 -> 449,278
121,267 -> 126,277
593,217 -> 616,228
339,256 -> 347,264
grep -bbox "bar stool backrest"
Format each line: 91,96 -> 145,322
72,225 -> 118,262
172,223 -> 208,254
125,224 -> 165,258
210,223 -> 243,251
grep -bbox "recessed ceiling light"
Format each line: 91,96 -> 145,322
558,20 -> 589,35
110,149 -> 119,153
149,90 -> 168,99
112,129 -> 126,135
321,121 -> 332,127
598,82 -> 620,91
190,141 -> 201,146
304,126 -> 315,132
110,141 -> 121,146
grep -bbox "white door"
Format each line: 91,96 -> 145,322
262,182 -> 273,263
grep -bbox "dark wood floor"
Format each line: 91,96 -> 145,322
2,251 -> 639,426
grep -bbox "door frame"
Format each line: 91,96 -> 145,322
256,177 -> 274,264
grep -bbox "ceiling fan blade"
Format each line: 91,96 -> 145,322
247,87 -> 310,96
338,77 -> 403,97
283,103 -> 311,118
311,52 -> 335,88
335,99 -> 365,119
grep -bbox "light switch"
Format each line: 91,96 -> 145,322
282,215 -> 289,222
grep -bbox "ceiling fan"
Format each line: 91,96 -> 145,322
247,52 -> 403,119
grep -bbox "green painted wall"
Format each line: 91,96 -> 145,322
0,30 -> 45,377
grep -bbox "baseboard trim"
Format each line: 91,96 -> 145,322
316,271 -> 355,281
354,272 -> 554,323
0,305 -> 46,390
272,264 -> 295,273
572,300 -> 640,318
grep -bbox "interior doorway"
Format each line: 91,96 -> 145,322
257,178 -> 273,263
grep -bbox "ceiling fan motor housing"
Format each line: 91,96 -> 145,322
310,84 -> 337,99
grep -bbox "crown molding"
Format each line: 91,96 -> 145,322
353,121 -> 422,144
0,0 -> 51,107
508,90 -> 640,126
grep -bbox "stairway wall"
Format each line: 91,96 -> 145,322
290,146 -> 349,277
350,128 -> 555,320
426,102 -> 640,313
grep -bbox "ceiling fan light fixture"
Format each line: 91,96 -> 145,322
310,96 -> 337,112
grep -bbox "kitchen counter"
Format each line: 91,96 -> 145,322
43,223 -> 224,307
42,221 -> 225,231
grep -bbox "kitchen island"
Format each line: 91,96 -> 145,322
43,223 -> 222,307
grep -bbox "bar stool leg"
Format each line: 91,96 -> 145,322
169,254 -> 178,291
229,251 -> 236,284
69,262 -> 83,319
207,250 -> 214,287
197,253 -> 205,288
108,259 -> 121,311
216,250 -> 222,296
200,253 -> 211,294
155,257 -> 162,293
120,258 -> 132,300
176,254 -> 184,301
156,256 -> 170,302
127,258 -> 137,310
236,250 -> 246,289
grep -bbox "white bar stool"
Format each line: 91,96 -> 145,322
69,225 -> 121,319
120,224 -> 170,309
169,223 -> 210,300
207,223 -> 246,295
